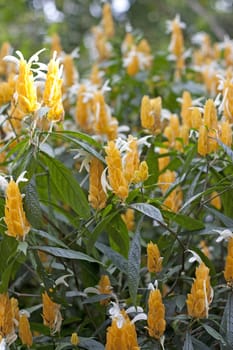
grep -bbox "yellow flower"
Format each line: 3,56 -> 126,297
18,311 -> 33,347
147,242 -> 163,274
140,95 -> 161,133
191,107 -> 202,130
121,208 -> 135,231
88,157 -> 107,210
105,141 -> 128,200
62,54 -> 77,88
42,292 -> 62,334
203,99 -> 218,129
4,179 -> 30,240
210,191 -> 221,210
43,51 -> 64,122
71,332 -> 79,346
224,237 -> 233,287
132,161 -> 149,183
16,56 -> 39,115
124,135 -> 140,183
186,262 -> 212,319
147,287 -> 166,340
102,3 -> 115,39
98,275 -> 112,305
220,120 -> 232,147
198,125 -> 208,156
105,310 -> 140,350
51,33 -> 62,56
180,91 -> 192,128
0,293 -> 16,344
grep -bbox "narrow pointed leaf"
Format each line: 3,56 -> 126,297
127,230 -> 141,304
32,246 -> 101,264
130,203 -> 163,223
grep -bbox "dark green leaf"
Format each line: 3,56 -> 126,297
221,291 -> 233,347
163,211 -> 205,230
32,246 -> 102,264
40,152 -> 90,218
31,228 -> 68,248
127,230 -> 141,305
24,179 -> 43,229
201,323 -> 226,346
87,210 -> 120,253
130,203 -> 163,223
183,331 -> 194,350
107,215 -> 129,258
95,242 -> 128,272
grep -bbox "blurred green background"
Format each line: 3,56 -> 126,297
0,0 -> 232,55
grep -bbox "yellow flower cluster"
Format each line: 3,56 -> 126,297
105,137 -> 148,200
147,288 -> 166,340
0,294 -> 32,347
105,310 -> 140,350
97,275 -> 112,305
122,33 -> 152,76
4,179 -> 30,240
43,52 -> 64,122
42,292 -> 62,335
224,237 -> 233,287
76,87 -> 118,140
88,157 -> 107,210
147,242 -> 163,274
140,95 -> 161,134
91,4 -> 114,61
186,262 -> 212,319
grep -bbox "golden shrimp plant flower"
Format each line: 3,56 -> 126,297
4,49 -> 45,115
4,172 -> 30,241
147,242 -> 163,274
43,51 -> 64,122
224,237 -> 233,287
147,283 -> 166,341
88,157 -> 107,210
186,256 -> 213,319
105,302 -> 146,350
42,292 -> 62,334
18,311 -> 33,347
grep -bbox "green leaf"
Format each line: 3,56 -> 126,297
183,331 -> 194,350
163,211 -> 205,230
144,144 -> 159,186
40,152 -> 90,218
24,179 -> 43,229
82,294 -> 111,304
107,215 -> 129,258
127,230 -> 141,305
31,228 -> 68,249
95,242 -> 128,272
130,203 -> 163,223
221,291 -> 233,347
32,246 -> 102,264
201,323 -> 226,346
87,210 -> 120,253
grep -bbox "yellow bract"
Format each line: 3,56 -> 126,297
18,313 -> 33,347
186,262 -> 212,319
88,157 -> 107,210
42,292 -> 62,334
4,180 -> 30,240
224,237 -> 233,287
147,242 -> 163,274
105,310 -> 140,350
43,53 -> 64,122
147,288 -> 166,340
16,59 -> 39,114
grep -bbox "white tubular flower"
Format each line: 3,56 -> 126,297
0,338 -> 6,350
187,249 -> 203,264
214,229 -> 233,242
